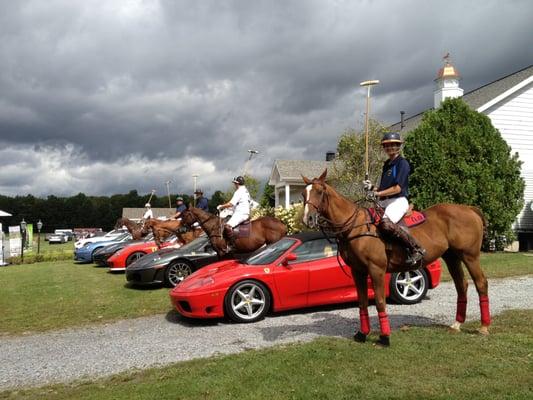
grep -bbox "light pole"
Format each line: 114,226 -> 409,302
165,181 -> 172,209
192,175 -> 199,207
37,220 -> 43,255
360,80 -> 379,181
20,219 -> 26,263
243,149 -> 259,176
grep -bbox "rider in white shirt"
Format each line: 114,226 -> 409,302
217,176 -> 251,251
143,203 -> 153,220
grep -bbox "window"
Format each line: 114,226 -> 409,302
290,239 -> 337,263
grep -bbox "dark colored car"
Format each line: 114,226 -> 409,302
125,236 -> 220,287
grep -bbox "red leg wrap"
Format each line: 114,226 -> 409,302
378,311 -> 391,336
456,294 -> 467,323
479,295 -> 491,326
359,309 -> 370,335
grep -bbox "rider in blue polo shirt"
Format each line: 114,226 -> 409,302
173,196 -> 187,219
194,189 -> 209,212
365,132 -> 425,267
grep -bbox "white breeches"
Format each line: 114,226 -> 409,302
381,196 -> 409,224
227,213 -> 249,228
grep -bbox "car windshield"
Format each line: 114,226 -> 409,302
245,238 -> 297,265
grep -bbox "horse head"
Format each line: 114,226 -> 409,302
114,217 -> 126,230
301,168 -> 328,229
179,208 -> 198,228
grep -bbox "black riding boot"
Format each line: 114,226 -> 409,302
223,224 -> 236,253
378,219 -> 426,267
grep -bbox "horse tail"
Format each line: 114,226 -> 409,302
469,206 -> 488,242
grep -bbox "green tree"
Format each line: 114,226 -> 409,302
331,119 -> 387,198
260,182 -> 275,208
404,98 -> 524,243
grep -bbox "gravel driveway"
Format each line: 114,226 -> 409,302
1,276 -> 532,390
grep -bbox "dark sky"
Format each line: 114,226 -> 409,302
0,0 -> 531,197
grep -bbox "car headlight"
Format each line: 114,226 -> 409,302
187,277 -> 215,289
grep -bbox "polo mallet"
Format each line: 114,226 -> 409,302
147,189 -> 156,204
360,80 -> 379,181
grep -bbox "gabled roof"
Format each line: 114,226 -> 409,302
390,64 -> 533,133
122,208 -> 175,221
269,160 -> 332,185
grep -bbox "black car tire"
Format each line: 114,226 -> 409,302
224,280 -> 270,323
389,269 -> 429,305
164,260 -> 193,287
126,251 -> 146,266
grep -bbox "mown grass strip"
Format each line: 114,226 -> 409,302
1,310 -> 532,400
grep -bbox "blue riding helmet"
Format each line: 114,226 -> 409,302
381,132 -> 403,145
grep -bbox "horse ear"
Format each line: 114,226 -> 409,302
302,174 -> 312,185
318,169 -> 327,182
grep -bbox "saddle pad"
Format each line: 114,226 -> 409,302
368,208 -> 426,228
234,221 -> 251,238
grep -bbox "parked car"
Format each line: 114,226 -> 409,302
106,235 -> 179,271
54,229 -> 74,241
74,229 -> 128,249
93,233 -> 154,267
126,235 -> 220,287
73,233 -> 132,263
169,232 -> 442,323
48,233 -> 69,244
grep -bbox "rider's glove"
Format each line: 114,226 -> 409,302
216,205 -> 223,211
363,180 -> 374,191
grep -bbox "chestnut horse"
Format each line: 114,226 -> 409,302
302,169 -> 490,346
144,218 -> 203,247
114,217 -> 148,240
180,207 -> 287,257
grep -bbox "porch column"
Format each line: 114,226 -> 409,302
274,186 -> 279,208
285,184 -> 290,208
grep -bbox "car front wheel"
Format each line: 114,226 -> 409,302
224,280 -> 270,323
389,269 -> 429,304
164,260 -> 193,287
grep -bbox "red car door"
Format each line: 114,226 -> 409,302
288,238 -> 356,307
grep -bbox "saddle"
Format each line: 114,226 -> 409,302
368,207 -> 426,229
232,220 -> 252,238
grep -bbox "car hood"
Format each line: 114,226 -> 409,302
127,246 -> 216,271
176,259 -> 241,289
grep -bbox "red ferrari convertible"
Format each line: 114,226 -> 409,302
170,232 -> 441,322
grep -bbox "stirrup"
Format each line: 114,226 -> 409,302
405,249 -> 425,267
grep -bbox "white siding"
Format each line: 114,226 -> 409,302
485,83 -> 533,232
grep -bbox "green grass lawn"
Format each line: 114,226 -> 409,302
0,252 -> 532,335
1,310 -> 531,400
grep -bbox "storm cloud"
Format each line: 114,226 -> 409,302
0,0 -> 531,196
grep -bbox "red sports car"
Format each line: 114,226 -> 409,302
169,232 -> 441,322
107,236 -> 179,271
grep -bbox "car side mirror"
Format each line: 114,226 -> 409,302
282,252 -> 298,267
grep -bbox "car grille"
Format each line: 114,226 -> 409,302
179,301 -> 192,313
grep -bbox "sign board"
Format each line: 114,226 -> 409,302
0,223 -> 5,265
9,226 -> 21,257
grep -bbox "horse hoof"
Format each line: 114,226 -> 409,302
478,326 -> 490,336
377,335 -> 390,347
449,321 -> 462,333
353,331 -> 367,343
